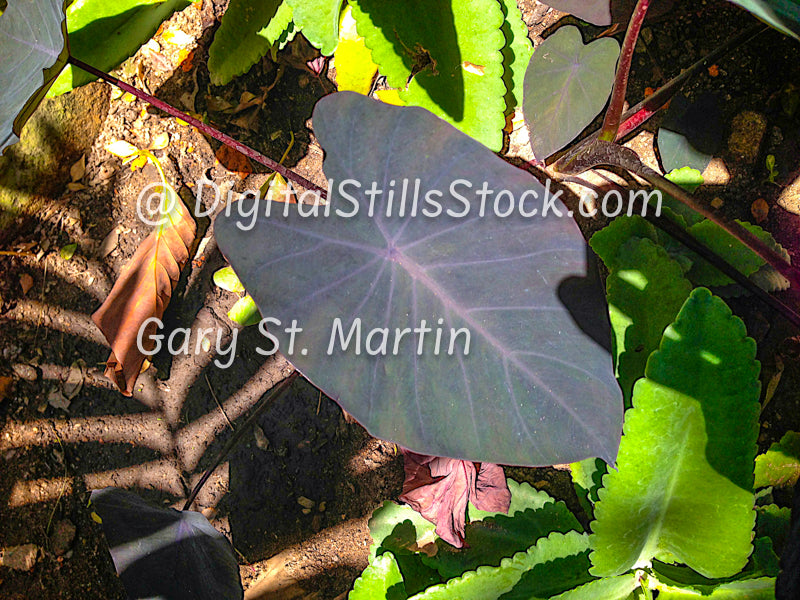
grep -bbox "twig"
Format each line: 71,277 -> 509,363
68,56 -> 327,199
599,0 -> 651,141
205,373 -> 234,431
182,370 -> 299,510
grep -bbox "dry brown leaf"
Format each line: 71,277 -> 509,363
19,273 -> 34,295
0,376 -> 13,402
215,144 -> 252,177
751,198 -> 769,223
70,155 -> 86,181
92,188 -> 196,396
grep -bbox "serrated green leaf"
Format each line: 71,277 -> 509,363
606,237 -> 692,404
261,1 -> 295,52
590,289 -> 760,579
686,220 -> 773,286
570,457 -> 606,517
407,531 -> 589,600
550,574 -> 639,600
286,0 -> 340,55
666,167 -> 705,193
650,536 -> 780,593
334,5 -> 377,95
424,482 -> 582,579
350,0 -> 507,150
498,0 -> 533,112
213,266 -> 245,293
49,0 -> 190,97
656,577 -> 776,599
523,26 -> 619,160
227,295 -> 261,326
208,0 -> 283,86
589,215 -> 658,270
350,552 -> 408,600
756,504 -> 791,554
368,502 -> 442,595
1,0 -> 69,153
755,431 -> 800,489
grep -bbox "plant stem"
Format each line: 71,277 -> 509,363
640,196 -> 800,329
182,369 -> 299,511
599,0 -> 651,141
636,165 -> 800,289
68,56 -> 327,198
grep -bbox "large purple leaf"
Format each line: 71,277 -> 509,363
214,92 -> 622,467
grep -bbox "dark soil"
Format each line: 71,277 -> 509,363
1,0 -> 799,598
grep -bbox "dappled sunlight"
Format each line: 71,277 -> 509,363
617,269 -> 648,291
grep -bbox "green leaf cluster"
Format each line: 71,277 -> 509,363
207,0 -> 533,150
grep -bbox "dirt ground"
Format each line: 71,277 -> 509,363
1,0 -> 799,598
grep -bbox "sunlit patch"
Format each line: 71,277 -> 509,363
617,269 -> 648,291
663,327 -> 682,341
700,350 -> 721,365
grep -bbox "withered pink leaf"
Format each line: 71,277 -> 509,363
399,450 -> 510,548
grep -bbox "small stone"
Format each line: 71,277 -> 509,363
51,520 -> 76,556
253,426 -> 269,450
778,176 -> 800,216
297,496 -> 315,510
12,364 -> 37,382
711,197 -> 724,209
0,544 -> 40,571
728,111 -> 767,166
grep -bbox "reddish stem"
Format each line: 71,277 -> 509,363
599,0 -> 651,141
68,56 -> 328,198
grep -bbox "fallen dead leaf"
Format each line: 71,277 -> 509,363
0,376 -> 13,402
70,154 -> 86,181
215,144 -> 252,177
19,273 -> 34,295
751,198 -> 769,223
93,182 -> 197,396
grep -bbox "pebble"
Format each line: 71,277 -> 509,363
777,176 -> 800,216
0,544 -> 40,571
728,111 -> 767,166
12,364 -> 37,382
51,520 -> 76,557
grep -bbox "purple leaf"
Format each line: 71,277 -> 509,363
399,450 -> 510,548
214,91 -> 623,467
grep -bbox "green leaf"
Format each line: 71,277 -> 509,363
425,482 -> 582,579
590,288 -> 760,579
570,457 -> 606,517
60,243 -> 77,260
334,5 -> 378,95
263,3 -> 296,53
213,266 -> 245,293
49,0 -> 190,97
227,295 -> 261,326
285,0 -> 340,55
606,237 -> 692,404
406,531 -> 590,600
550,574 -> 639,600
755,431 -> 800,489
369,502 -> 443,595
350,552 -> 408,600
208,0 -> 284,86
686,220 -> 771,286
498,0 -> 533,112
656,577 -> 776,599
522,26 -> 619,159
0,0 -> 69,153
350,0 -> 507,150
589,215 -> 658,270
726,0 -> 800,39
659,167 -> 706,227
497,548 -> 594,600
756,504 -> 791,554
